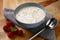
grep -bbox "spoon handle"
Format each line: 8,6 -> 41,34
28,28 -> 45,40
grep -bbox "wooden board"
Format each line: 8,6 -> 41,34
0,0 -> 60,40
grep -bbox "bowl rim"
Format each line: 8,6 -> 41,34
14,3 -> 46,25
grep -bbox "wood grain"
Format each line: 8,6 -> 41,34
1,0 -> 60,40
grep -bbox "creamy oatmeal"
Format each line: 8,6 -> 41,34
16,6 -> 46,24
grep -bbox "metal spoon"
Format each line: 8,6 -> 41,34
28,18 -> 57,40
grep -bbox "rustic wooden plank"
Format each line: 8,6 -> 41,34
2,0 -> 60,40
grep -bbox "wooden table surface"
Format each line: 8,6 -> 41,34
0,0 -> 60,40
